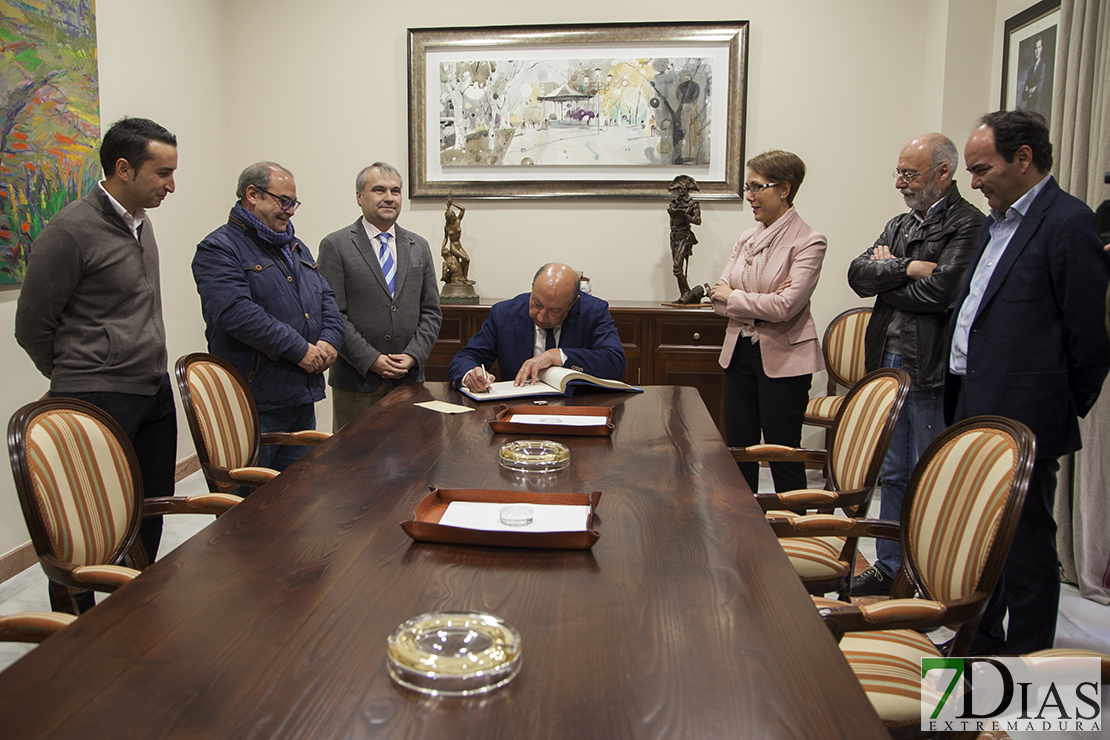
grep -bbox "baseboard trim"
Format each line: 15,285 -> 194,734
176,454 -> 200,480
0,542 -> 37,584
0,454 -> 202,585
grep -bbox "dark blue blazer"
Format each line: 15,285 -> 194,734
448,292 -> 626,387
944,177 -> 1110,459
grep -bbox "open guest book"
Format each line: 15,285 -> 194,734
459,365 -> 642,401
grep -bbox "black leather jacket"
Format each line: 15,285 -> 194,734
847,182 -> 984,389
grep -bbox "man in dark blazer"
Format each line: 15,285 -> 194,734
947,110 -> 1110,654
448,263 -> 625,392
317,162 -> 441,429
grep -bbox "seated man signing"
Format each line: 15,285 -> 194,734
448,263 -> 626,391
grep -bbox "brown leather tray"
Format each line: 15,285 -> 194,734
401,485 -> 602,550
488,404 -> 616,437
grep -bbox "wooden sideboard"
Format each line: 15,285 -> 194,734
426,299 -> 730,436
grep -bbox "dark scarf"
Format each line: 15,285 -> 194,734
232,202 -> 297,247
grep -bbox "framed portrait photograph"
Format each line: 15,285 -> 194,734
1001,0 -> 1060,127
407,21 -> 749,199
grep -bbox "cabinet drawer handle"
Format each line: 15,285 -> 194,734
693,332 -> 701,341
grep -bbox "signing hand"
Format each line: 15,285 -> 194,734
514,349 -> 561,387
462,365 -> 496,392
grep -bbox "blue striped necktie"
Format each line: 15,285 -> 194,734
378,233 -> 396,296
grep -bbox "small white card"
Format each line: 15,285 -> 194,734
415,400 -> 474,414
507,414 -> 608,426
438,501 -> 590,532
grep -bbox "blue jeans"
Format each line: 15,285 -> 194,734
238,403 -> 316,496
874,353 -> 945,579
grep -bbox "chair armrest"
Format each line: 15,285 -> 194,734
70,564 -> 140,590
0,612 -> 77,643
755,489 -> 839,512
229,467 -> 278,486
144,493 -> 243,517
766,513 -> 867,538
260,431 -> 331,446
815,594 -> 989,641
730,444 -> 827,465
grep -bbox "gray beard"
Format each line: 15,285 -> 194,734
902,180 -> 943,213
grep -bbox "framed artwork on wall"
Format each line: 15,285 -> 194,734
1001,0 -> 1061,129
407,21 -> 748,199
0,0 -> 101,285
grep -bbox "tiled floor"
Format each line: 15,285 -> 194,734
0,470 -> 214,671
2,468 -> 1107,681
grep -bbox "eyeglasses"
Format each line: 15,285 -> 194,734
892,168 -> 932,183
742,181 -> 781,194
257,187 -> 302,213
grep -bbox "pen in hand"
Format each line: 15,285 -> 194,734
479,364 -> 492,393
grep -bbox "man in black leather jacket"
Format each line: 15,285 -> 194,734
846,133 -> 984,596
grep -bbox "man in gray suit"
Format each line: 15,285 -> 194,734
317,162 -> 442,429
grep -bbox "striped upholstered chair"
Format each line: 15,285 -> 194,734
803,307 -> 871,433
175,353 -> 330,494
801,417 -> 1036,734
8,398 -> 241,614
0,612 -> 77,643
732,367 -> 910,601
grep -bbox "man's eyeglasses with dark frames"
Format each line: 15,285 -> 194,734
256,187 -> 302,213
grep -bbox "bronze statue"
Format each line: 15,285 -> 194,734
439,196 -> 479,304
441,196 -> 473,286
668,174 -> 705,304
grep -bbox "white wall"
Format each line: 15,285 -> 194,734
0,0 -> 1003,559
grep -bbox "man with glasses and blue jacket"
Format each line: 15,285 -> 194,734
192,161 -> 344,479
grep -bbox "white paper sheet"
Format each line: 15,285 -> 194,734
438,501 -> 591,532
415,400 -> 474,414
507,414 -> 608,427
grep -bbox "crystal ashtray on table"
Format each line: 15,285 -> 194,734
386,611 -> 522,696
497,439 -> 570,472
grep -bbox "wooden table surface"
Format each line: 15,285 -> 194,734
0,384 -> 887,739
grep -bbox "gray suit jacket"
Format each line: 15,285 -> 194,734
317,220 -> 442,392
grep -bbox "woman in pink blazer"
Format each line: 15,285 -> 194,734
710,150 -> 827,493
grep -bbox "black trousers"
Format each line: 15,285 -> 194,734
722,337 -> 812,493
969,457 -> 1061,655
49,374 -> 177,612
953,383 -> 1061,655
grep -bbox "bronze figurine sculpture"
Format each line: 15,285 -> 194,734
668,174 -> 706,304
440,196 -> 479,304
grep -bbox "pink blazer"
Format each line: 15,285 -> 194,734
712,212 -> 827,378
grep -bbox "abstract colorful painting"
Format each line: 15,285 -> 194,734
0,0 -> 100,284
409,22 -> 748,199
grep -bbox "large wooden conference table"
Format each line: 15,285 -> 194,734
0,383 -> 887,739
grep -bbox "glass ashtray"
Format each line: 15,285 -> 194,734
498,440 -> 570,473
386,611 -> 522,696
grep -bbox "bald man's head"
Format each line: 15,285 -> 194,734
529,263 -> 580,329
896,132 -> 957,215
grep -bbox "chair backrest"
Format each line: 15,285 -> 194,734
901,416 -> 1035,654
822,307 -> 871,393
827,367 -> 910,498
175,353 -> 261,493
8,399 -> 143,569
